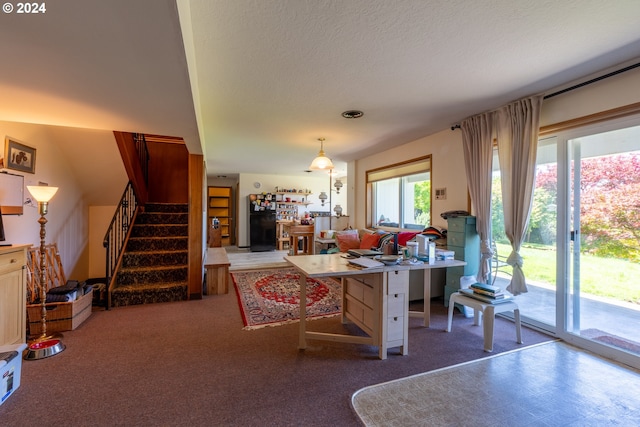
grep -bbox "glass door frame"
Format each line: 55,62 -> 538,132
554,115 -> 640,370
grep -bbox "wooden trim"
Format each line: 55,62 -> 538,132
143,134 -> 185,144
188,154 -> 204,300
113,131 -> 148,205
539,102 -> 640,137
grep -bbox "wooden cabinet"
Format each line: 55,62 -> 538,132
208,186 -> 232,246
0,245 -> 28,346
344,269 -> 409,359
445,216 -> 480,306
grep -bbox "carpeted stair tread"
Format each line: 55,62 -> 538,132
122,249 -> 188,268
144,203 -> 188,213
118,264 -> 188,274
130,224 -> 189,238
112,281 -> 188,291
110,281 -> 188,307
135,212 -> 189,225
126,236 -> 188,252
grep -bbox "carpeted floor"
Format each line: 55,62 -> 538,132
231,268 -> 341,329
1,293 -> 554,426
352,340 -> 640,426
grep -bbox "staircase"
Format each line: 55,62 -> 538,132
110,203 -> 189,307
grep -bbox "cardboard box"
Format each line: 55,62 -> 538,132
27,289 -> 93,335
1,343 -> 27,406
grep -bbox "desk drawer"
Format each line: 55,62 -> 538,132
387,316 -> 404,342
387,270 -> 408,295
0,250 -> 25,275
387,292 -> 405,317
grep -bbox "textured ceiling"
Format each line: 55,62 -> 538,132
1,0 -> 640,181
183,0 -> 640,177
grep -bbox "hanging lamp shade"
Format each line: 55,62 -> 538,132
309,138 -> 334,170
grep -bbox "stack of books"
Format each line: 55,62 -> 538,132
460,283 -> 513,304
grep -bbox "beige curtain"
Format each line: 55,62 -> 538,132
496,95 -> 544,295
461,113 -> 494,284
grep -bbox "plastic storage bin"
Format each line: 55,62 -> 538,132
1,343 -> 27,406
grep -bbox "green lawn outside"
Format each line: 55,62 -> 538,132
495,243 -> 640,304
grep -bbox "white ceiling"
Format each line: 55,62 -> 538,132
1,0 -> 640,180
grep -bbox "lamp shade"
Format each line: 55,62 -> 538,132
308,152 -> 334,170
334,179 -> 343,193
309,138 -> 334,170
27,186 -> 59,203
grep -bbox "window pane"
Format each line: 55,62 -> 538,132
374,178 -> 399,227
373,172 -> 430,229
403,173 -> 431,229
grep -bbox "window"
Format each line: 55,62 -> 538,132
367,156 -> 431,230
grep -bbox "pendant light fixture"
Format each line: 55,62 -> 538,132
308,138 -> 334,170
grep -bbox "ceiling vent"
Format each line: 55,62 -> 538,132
342,110 -> 364,119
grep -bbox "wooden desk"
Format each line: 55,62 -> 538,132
205,248 -> 230,295
285,254 -> 466,359
284,224 -> 314,255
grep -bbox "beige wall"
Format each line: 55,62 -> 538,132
0,121 -> 127,280
0,121 -> 87,278
352,62 -> 640,231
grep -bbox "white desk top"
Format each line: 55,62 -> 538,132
284,253 -> 465,278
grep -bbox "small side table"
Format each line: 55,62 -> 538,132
285,224 -> 315,255
445,292 -> 522,352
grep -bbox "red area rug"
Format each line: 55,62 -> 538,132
231,268 -> 342,330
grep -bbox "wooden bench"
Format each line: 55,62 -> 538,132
205,248 -> 231,295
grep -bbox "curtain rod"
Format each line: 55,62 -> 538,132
451,60 -> 640,131
543,61 -> 640,100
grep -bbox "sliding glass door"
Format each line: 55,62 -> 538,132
561,123 -> 640,367
492,118 -> 640,369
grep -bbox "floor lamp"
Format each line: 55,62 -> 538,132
24,185 -> 65,361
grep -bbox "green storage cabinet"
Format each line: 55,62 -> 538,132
445,216 -> 480,306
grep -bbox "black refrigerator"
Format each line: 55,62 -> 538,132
248,193 -> 277,251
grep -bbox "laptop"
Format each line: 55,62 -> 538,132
348,248 -> 383,258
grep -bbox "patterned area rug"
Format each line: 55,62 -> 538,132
231,268 -> 342,330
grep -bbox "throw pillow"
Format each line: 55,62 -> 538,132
335,230 -> 360,252
359,233 -> 380,249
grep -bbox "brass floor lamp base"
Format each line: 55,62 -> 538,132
24,336 -> 66,361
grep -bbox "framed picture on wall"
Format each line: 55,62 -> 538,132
4,136 -> 36,174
